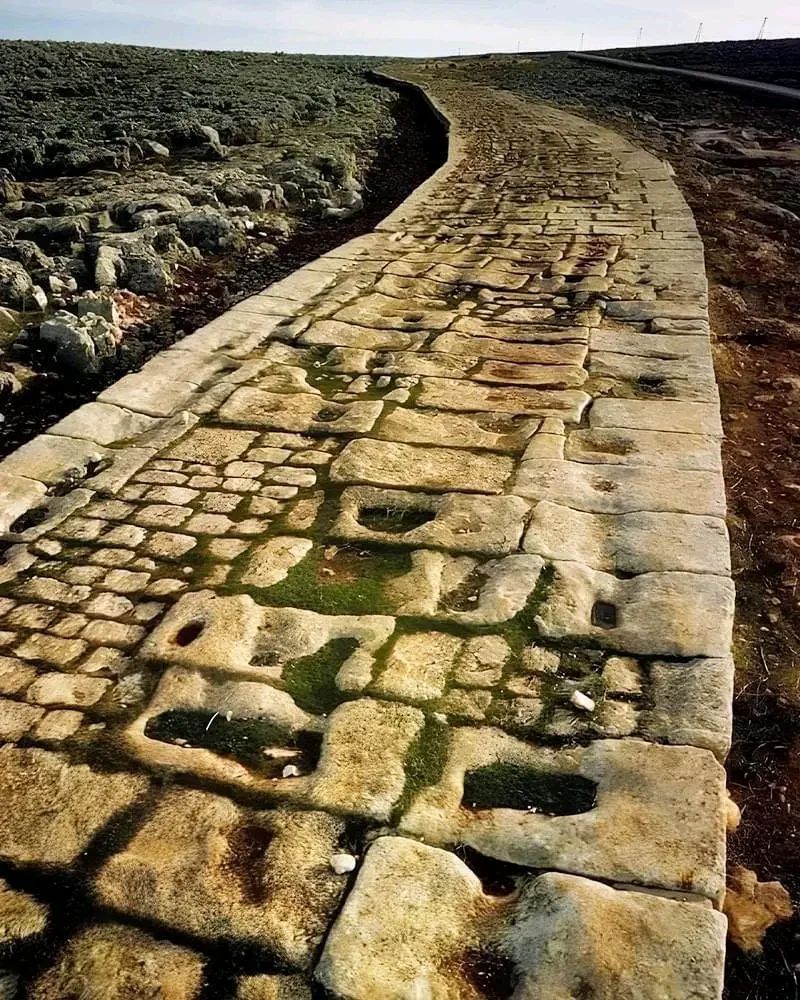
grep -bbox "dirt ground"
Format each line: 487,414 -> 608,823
434,47 -> 800,998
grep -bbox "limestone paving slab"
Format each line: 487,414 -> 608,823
0,66 -> 733,996
524,499 -> 730,575
331,486 -> 530,555
399,730 -> 727,903
330,439 -> 514,493
319,839 -> 726,1000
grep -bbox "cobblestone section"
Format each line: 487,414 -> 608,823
0,70 -> 732,997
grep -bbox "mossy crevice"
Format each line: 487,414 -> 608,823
281,636 -> 359,715
462,761 -> 597,815
392,715 -> 451,822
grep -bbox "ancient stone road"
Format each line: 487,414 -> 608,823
0,69 -> 733,997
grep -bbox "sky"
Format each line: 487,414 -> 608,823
2,0 -> 800,56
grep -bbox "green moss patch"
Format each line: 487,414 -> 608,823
462,761 -> 597,814
393,716 -> 450,821
257,544 -> 412,615
282,636 -> 359,715
144,709 -> 322,776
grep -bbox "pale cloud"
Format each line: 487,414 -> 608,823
3,0 -> 799,54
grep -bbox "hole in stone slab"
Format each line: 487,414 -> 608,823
174,620 -> 205,646
591,601 -> 618,629
315,406 -> 342,422
47,458 -> 109,497
459,946 -> 518,1000
636,373 -> 667,395
144,710 -> 323,777
455,844 -> 527,897
9,505 -> 49,534
357,505 -> 436,534
440,567 -> 489,612
591,477 -> 618,494
475,414 -> 523,434
404,312 -> 424,323
224,824 -> 273,905
462,762 -> 597,815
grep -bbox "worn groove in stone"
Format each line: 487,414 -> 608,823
0,68 -> 731,998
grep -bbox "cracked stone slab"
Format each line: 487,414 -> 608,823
318,839 -> 725,1000
503,872 -> 726,1000
641,657 -> 734,760
298,319 -> 428,352
95,788 -> 346,967
0,746 -> 148,866
431,330 -> 588,365
330,439 -> 514,494
375,407 -> 539,452
399,729 -> 726,903
566,427 -> 721,472
536,561 -> 734,658
387,551 -> 544,625
29,924 -> 205,1000
0,472 -> 47,534
523,500 -> 730,575
219,387 -> 383,434
589,351 -> 718,401
472,359 -> 588,389
514,459 -> 726,516
453,315 -> 589,344
589,397 -> 723,436
48,401 -> 160,447
334,293 -> 454,331
1,434 -> 111,487
417,377 -> 591,422
589,327 -> 712,359
331,486 -> 529,555
316,837 -> 487,999
180,310 -> 286,354
369,350 -> 476,378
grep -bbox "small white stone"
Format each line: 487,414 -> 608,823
282,764 -> 301,778
330,853 -> 357,875
570,689 -> 596,712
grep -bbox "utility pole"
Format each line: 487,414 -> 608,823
694,21 -> 703,43
636,26 -> 643,47
757,17 -> 767,39
579,32 -> 585,51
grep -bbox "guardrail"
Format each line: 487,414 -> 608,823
568,52 -> 800,105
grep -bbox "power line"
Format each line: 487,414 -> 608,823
694,21 -> 703,43
757,16 -> 767,40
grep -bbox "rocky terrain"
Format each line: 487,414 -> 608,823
596,38 -> 800,88
0,41 -> 433,440
438,47 -> 800,997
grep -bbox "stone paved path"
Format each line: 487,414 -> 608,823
0,69 -> 733,998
